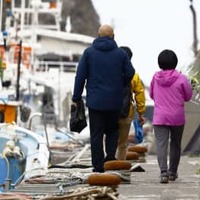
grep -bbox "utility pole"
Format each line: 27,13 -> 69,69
189,0 -> 198,57
16,40 -> 22,101
0,0 -> 3,31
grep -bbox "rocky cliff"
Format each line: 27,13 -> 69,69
2,0 -> 100,37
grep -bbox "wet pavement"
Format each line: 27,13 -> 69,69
118,155 -> 200,200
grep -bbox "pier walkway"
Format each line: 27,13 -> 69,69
118,154 -> 200,200
5,145 -> 200,200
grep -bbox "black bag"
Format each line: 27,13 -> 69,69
70,100 -> 87,133
120,83 -> 132,118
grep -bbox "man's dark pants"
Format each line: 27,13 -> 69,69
88,108 -> 119,172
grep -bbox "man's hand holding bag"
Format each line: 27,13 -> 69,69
70,100 -> 87,133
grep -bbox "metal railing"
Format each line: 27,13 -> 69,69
35,60 -> 78,72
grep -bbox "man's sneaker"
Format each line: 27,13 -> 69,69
169,172 -> 178,181
160,172 -> 169,184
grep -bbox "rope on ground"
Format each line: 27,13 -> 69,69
39,186 -> 119,200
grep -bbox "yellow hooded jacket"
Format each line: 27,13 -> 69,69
128,73 -> 146,118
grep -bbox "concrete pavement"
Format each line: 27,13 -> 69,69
118,155 -> 200,200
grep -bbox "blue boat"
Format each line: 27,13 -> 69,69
0,123 -> 49,192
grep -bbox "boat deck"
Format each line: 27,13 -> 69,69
1,144 -> 200,200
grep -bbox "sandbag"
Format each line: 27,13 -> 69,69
126,151 -> 139,160
104,160 -> 132,171
128,145 -> 148,153
87,173 -> 121,186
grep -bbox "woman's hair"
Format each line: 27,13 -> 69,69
158,49 -> 178,70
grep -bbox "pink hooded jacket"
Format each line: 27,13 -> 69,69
150,69 -> 192,125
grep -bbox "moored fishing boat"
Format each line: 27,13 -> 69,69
0,122 -> 49,192
1,0 -> 94,129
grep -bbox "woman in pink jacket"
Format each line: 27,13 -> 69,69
150,49 -> 192,184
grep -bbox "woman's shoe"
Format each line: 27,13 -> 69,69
169,172 -> 178,181
160,172 -> 169,184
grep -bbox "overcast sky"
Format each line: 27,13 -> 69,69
91,0 -> 200,85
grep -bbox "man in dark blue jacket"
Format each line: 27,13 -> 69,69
72,24 -> 135,172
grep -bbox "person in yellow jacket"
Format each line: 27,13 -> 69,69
116,46 -> 146,160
